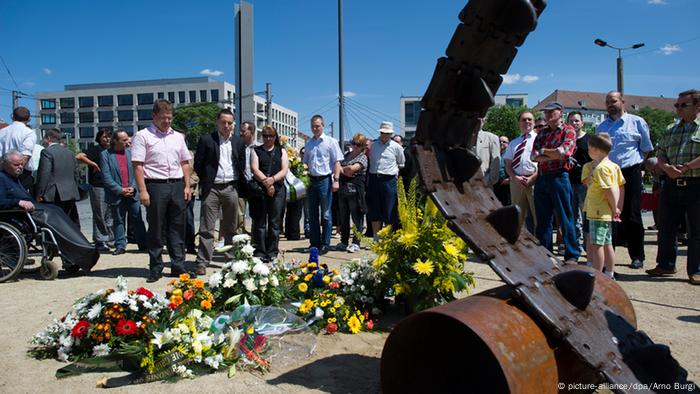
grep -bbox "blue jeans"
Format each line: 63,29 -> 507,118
306,176 -> 333,249
534,172 -> 580,262
112,197 -> 146,250
571,182 -> 587,250
656,182 -> 700,276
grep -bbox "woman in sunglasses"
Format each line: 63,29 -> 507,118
250,125 -> 289,262
337,133 -> 368,252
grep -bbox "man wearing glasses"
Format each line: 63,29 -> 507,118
504,111 -> 538,232
646,89 -> 700,285
596,91 -> 653,269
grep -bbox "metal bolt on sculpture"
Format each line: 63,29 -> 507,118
380,1 -> 695,393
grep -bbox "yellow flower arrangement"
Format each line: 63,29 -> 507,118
298,283 -> 308,293
412,259 -> 434,275
347,315 -> 362,334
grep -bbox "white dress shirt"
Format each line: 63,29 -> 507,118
369,138 -> 405,176
0,121 -> 37,171
215,132 -> 237,183
503,131 -> 538,176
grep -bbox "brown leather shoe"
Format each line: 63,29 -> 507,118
645,266 -> 677,276
195,265 -> 206,276
690,274 -> 700,285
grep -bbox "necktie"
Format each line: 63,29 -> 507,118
511,134 -> 529,169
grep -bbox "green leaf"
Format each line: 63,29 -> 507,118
225,294 -> 242,305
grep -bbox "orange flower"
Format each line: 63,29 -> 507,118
179,273 -> 190,281
200,300 -> 212,310
183,289 -> 195,301
170,295 -> 183,306
193,279 -> 205,289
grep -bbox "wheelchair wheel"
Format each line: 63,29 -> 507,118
38,258 -> 59,281
0,222 -> 27,282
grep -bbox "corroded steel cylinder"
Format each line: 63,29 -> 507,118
380,270 -> 636,393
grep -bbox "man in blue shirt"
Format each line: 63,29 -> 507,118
596,91 -> 654,269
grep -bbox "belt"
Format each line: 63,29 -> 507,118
145,178 -> 183,184
672,177 -> 700,187
310,174 -> 331,181
213,180 -> 237,188
370,173 -> 397,179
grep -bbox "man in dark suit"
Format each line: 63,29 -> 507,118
0,150 -> 35,211
35,129 -> 81,226
100,130 -> 147,255
193,109 -> 245,275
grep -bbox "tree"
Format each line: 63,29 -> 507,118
483,105 -> 532,139
172,102 -> 221,149
631,106 -> 676,149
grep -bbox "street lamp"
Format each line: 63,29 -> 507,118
594,38 -> 645,95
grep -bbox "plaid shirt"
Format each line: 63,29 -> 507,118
531,123 -> 577,173
657,117 -> 700,178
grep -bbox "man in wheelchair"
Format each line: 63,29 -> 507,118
1,150 -> 99,277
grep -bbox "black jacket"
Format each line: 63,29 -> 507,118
193,132 -> 246,201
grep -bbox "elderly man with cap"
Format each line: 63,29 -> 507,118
368,121 -> 405,238
530,101 -> 580,263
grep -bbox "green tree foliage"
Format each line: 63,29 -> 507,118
172,102 -> 221,149
630,107 -> 677,149
483,105 -> 533,139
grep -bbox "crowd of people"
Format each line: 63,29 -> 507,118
1,89 -> 698,286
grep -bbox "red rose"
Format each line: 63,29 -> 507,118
115,319 -> 139,336
136,287 -> 154,299
71,320 -> 90,338
366,320 -> 374,330
326,323 -> 338,334
168,303 -> 177,310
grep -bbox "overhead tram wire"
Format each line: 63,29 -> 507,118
629,35 -> 700,57
345,96 -> 403,126
344,102 -> 381,137
344,99 -> 408,136
0,56 -> 21,90
345,106 -> 377,139
298,98 -> 339,126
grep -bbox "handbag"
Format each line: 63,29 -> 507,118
285,171 -> 306,202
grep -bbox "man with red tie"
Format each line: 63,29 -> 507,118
504,111 -> 539,233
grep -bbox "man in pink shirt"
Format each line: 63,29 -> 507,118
131,99 -> 195,282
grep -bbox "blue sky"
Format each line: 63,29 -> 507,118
2,0 -> 698,138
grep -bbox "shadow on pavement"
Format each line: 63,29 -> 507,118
267,353 -> 380,394
677,315 -> 700,324
88,267 -> 150,278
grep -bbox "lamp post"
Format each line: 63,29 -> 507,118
593,38 -> 644,95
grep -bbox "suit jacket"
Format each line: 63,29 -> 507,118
100,148 -> 139,206
0,170 -> 34,209
194,131 -> 245,201
35,143 -> 80,202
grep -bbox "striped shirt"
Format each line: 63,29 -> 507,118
657,118 -> 700,178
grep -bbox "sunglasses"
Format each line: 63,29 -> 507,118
262,134 -> 276,139
674,102 -> 693,109
535,124 -> 546,129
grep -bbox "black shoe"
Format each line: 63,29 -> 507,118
170,270 -> 197,279
630,259 -> 644,269
146,273 -> 162,283
112,248 -> 126,255
186,248 -> 197,255
96,244 -> 111,252
319,246 -> 330,255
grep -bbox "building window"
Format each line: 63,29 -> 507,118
121,125 -> 134,135
137,93 -> 154,105
79,112 -> 94,123
60,112 -> 75,124
118,110 -> 134,121
200,90 -> 208,102
98,95 -> 114,107
60,97 -> 75,109
211,89 -> 219,103
189,91 -> 197,103
138,110 -> 153,121
117,94 -> 134,106
79,126 -> 95,138
505,98 -> 524,107
404,102 -> 419,126
79,96 -> 94,108
178,91 -> 186,104
41,114 -> 56,124
41,99 -> 56,110
168,92 -> 175,103
98,111 -> 114,123
60,127 -> 75,137
157,92 -> 164,99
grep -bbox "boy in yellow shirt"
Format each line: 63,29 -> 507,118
582,133 -> 625,278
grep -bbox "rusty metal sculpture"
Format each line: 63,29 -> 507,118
380,1 -> 695,392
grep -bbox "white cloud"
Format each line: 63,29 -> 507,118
343,91 -> 356,97
647,0 -> 667,5
42,67 -> 52,75
200,68 -> 224,77
660,44 -> 681,55
502,73 -> 540,84
502,73 -> 521,84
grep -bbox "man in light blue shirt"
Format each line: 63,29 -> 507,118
596,91 -> 653,269
302,114 -> 343,254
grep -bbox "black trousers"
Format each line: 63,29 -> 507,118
615,164 -> 645,261
250,187 -> 286,261
145,181 -> 187,275
285,198 -> 304,240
